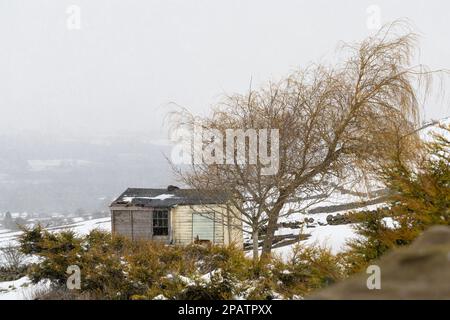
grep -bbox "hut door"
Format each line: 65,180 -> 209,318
192,213 -> 215,243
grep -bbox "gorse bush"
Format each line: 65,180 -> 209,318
381,124 -> 450,226
275,245 -> 346,295
19,228 -> 131,297
344,124 -> 450,272
18,227 -> 345,300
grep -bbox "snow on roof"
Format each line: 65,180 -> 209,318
111,187 -> 227,208
122,194 -> 175,203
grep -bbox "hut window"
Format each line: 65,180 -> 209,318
152,210 -> 169,236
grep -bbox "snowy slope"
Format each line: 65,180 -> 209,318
0,217 -> 111,300
0,217 -> 111,249
0,277 -> 50,300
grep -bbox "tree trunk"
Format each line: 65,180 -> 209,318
261,211 -> 279,259
261,194 -> 287,259
252,229 -> 259,261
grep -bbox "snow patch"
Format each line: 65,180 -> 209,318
122,194 -> 176,203
0,277 -> 50,300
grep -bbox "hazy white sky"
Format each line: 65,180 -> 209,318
1,0 -> 449,138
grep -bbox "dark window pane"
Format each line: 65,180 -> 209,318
152,210 -> 168,236
153,227 -> 168,236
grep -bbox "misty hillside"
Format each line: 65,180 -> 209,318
0,133 -> 173,214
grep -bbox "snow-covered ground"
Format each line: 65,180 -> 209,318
0,217 -> 111,249
273,224 -> 361,260
0,276 -> 50,300
0,217 -> 110,300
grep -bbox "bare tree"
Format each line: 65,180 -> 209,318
0,244 -> 27,271
169,21 -> 441,260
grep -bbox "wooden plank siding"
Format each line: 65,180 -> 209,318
132,210 -> 152,240
111,209 -> 153,241
113,210 -> 133,239
111,204 -> 242,247
171,205 -> 225,245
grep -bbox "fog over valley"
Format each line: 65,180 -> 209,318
0,133 -> 173,213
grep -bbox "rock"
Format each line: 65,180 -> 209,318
325,213 -> 351,225
304,217 -> 314,224
326,215 -> 334,224
309,226 -> 450,300
279,221 -> 304,229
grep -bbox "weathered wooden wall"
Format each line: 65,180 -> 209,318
171,205 -> 243,246
113,210 -> 133,238
111,209 -> 153,241
132,210 -> 152,240
111,205 -> 243,247
223,206 -> 244,248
